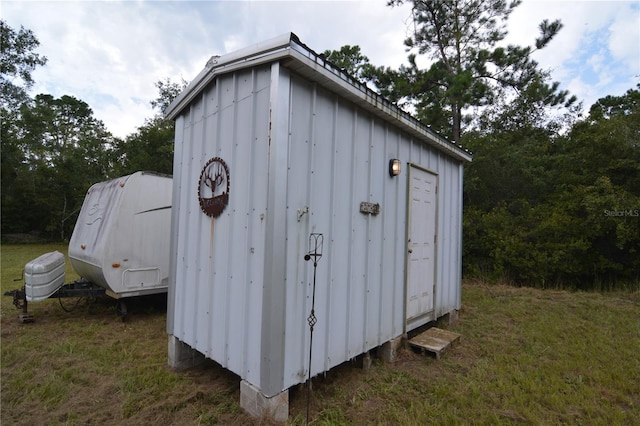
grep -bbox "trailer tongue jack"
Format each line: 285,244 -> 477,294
6,288 -> 34,323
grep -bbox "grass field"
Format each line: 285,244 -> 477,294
2,244 -> 639,425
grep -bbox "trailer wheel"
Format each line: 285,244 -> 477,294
116,301 -> 127,321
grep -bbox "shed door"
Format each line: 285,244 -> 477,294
406,166 -> 437,329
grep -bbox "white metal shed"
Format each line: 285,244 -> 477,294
165,33 -> 471,420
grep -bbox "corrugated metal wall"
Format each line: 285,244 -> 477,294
280,72 -> 464,389
168,61 -> 464,396
169,64 -> 273,387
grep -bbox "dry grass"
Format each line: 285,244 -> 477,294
2,244 -> 639,424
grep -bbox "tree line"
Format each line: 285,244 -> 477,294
1,20 -> 182,241
1,0 -> 638,290
323,0 -> 638,290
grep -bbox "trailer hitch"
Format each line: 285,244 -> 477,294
4,279 -> 107,323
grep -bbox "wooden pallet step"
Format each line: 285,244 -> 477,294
408,327 -> 461,359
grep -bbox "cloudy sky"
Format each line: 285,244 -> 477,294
3,0 -> 639,138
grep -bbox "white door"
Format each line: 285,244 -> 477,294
406,166 -> 437,329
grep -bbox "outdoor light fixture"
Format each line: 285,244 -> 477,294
389,159 -> 401,177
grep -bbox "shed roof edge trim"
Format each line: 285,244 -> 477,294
165,32 -> 472,162
284,47 -> 472,162
165,33 -> 295,120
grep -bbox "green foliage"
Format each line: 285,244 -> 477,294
150,77 -> 187,114
322,45 -> 373,81
113,116 -> 175,176
0,21 -> 45,235
0,19 -> 47,109
113,78 -> 186,176
1,94 -> 117,240
378,0 -> 575,142
1,22 -> 116,240
464,86 -> 640,289
588,86 -> 640,121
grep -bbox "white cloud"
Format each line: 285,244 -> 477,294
3,0 -> 638,138
509,0 -> 639,109
586,48 -> 606,72
608,4 -> 640,72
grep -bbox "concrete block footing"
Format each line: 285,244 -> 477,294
446,309 -> 460,326
240,380 -> 289,422
379,335 -> 405,362
167,335 -> 205,370
362,352 -> 372,371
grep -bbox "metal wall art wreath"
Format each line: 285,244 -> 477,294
197,157 -> 230,218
